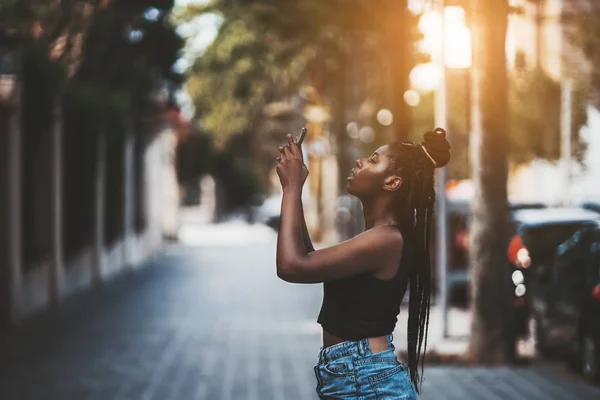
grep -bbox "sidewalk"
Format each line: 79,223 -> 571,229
393,303 -> 545,363
393,304 -> 470,360
1,223 -> 599,400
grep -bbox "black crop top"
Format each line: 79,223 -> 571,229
316,235 -> 412,341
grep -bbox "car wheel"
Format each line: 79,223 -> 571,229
580,329 -> 600,384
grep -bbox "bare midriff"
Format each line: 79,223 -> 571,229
322,328 -> 389,354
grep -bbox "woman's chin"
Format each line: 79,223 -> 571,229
346,181 -> 354,195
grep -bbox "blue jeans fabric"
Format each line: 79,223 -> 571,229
313,334 -> 418,399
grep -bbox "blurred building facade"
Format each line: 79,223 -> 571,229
0,46 -> 179,328
302,86 -> 340,245
262,86 -> 340,244
509,104 -> 600,203
509,0 -> 562,78
507,0 -> 600,204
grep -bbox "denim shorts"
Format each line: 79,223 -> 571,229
313,334 -> 418,399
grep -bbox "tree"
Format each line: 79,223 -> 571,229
467,0 -> 515,363
573,2 -> 600,111
509,65 -> 588,165
5,0 -> 184,258
410,63 -> 588,181
177,0 -> 425,137
176,0 -> 425,200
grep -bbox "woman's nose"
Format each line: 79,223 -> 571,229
355,159 -> 363,168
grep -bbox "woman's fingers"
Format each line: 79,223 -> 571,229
278,145 -> 291,164
295,136 -> 304,158
278,145 -> 287,160
286,133 -> 301,156
278,133 -> 303,161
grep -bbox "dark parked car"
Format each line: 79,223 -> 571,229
509,208 -> 600,338
527,223 -> 600,383
443,200 -> 546,309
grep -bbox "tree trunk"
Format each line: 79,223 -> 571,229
468,0 -> 515,363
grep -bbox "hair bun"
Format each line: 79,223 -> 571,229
420,127 -> 451,168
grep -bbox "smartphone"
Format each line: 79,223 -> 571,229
296,127 -> 307,146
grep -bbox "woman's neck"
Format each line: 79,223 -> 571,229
361,195 -> 398,230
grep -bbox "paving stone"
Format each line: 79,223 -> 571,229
0,227 -> 599,400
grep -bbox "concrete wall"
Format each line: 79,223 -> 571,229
0,90 -> 177,326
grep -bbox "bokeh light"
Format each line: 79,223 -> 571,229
346,121 -> 359,139
403,90 -> 421,107
376,109 -> 394,126
144,7 -> 161,22
410,62 -> 442,92
359,126 -> 375,143
418,6 -> 472,69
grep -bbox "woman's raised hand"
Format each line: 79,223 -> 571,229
275,134 -> 309,192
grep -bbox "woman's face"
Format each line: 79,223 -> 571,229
346,145 -> 402,197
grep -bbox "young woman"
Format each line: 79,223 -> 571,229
275,128 -> 451,399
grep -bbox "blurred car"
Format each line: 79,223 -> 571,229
442,203 -> 600,339
509,207 -> 600,338
255,194 -> 283,230
527,224 -> 600,384
442,200 -> 547,309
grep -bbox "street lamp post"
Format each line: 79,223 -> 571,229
415,2 -> 472,338
433,0 -> 449,339
560,79 -> 572,206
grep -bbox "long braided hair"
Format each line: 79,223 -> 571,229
387,128 -> 450,393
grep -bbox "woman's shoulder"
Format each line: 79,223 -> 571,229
364,224 -> 404,240
360,225 -> 404,254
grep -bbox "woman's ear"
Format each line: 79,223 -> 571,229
383,175 -> 402,192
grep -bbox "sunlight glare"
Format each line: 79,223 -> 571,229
410,62 -> 442,93
419,6 -> 472,69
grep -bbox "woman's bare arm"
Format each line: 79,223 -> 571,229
300,199 -> 315,253
276,188 -> 402,284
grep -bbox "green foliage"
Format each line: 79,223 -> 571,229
21,40 -> 64,139
178,0 -> 425,148
6,0 -> 184,256
176,131 -> 216,184
509,67 -> 588,164
73,2 -> 183,118
409,66 -> 588,180
212,133 -> 267,209
63,83 -> 133,136
8,0 -> 184,138
186,16 -> 313,148
177,0 -> 425,203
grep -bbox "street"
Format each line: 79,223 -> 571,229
1,218 -> 600,399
